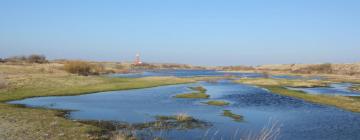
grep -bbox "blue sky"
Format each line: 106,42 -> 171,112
0,0 -> 359,66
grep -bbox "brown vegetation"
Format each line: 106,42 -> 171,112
221,65 -> 255,71
292,63 -> 332,74
255,63 -> 360,76
63,61 -> 105,76
3,54 -> 48,64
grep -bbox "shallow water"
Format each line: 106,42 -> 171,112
10,80 -> 360,140
288,83 -> 360,97
110,70 -> 265,78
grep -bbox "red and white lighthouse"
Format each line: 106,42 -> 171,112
134,53 -> 142,65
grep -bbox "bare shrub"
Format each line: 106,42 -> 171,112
63,61 -> 105,76
292,63 -> 333,74
27,54 -> 48,63
222,66 -> 255,71
3,54 -> 48,64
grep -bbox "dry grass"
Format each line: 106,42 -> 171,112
63,60 -> 105,76
175,113 -> 193,122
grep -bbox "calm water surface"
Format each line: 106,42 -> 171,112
288,83 -> 360,97
9,70 -> 360,140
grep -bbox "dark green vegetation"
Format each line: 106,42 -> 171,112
175,86 -> 210,99
203,100 -> 230,106
223,110 -> 243,122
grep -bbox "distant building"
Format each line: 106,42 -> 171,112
134,53 -> 143,65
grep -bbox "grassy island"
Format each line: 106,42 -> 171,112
175,86 -> 210,99
236,78 -> 360,113
203,100 -> 230,106
223,110 -> 243,122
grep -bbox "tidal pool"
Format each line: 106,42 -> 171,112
9,80 -> 360,140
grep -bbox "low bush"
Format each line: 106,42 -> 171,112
27,54 -> 48,63
63,61 -> 105,76
3,54 -> 48,64
293,63 -> 333,74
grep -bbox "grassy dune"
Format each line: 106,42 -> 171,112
0,63 -> 200,139
236,78 -> 360,113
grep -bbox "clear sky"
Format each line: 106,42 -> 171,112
0,0 -> 359,66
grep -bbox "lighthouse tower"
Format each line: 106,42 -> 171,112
134,53 -> 142,65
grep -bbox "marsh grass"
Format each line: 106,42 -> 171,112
189,86 -> 207,93
262,86 -> 360,112
175,92 -> 210,99
0,63 -> 201,139
223,110 -> 243,122
203,100 -> 230,106
175,86 -> 210,99
156,113 -> 194,122
0,76 -> 194,102
235,78 -> 360,112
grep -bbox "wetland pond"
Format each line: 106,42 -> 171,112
9,70 -> 360,140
